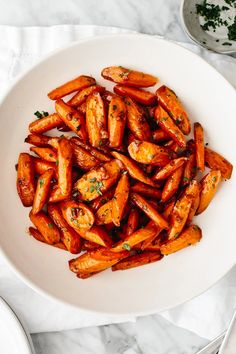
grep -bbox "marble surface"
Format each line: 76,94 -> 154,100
0,0 -> 212,353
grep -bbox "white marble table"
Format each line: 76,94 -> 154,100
0,0 -> 211,353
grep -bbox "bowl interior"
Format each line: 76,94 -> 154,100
0,34 -> 236,315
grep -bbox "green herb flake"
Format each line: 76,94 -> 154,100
122,243 -> 131,251
174,232 -> 180,239
183,177 -> 190,183
212,176 -> 217,182
76,124 -> 82,131
49,153 -> 53,157
113,104 -> 117,110
99,140 -> 103,146
160,117 -> 168,122
48,223 -> 54,229
55,160 -> 59,166
89,177 -> 97,183
42,111 -> 49,117
90,185 -> 95,193
34,111 -> 43,119
39,179 -> 44,188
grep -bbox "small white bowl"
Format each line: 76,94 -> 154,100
180,0 -> 236,54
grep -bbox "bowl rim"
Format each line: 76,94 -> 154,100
1,32 -> 236,316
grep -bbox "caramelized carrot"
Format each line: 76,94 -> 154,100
17,153 -> 35,207
114,85 -> 156,105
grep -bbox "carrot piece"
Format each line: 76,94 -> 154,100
197,170 -> 222,214
33,158 -> 57,177
70,137 -> 111,162
111,151 -> 156,187
152,129 -> 171,142
153,157 -> 187,180
125,97 -> 151,141
91,188 -> 115,211
101,66 -> 157,87
68,85 -> 105,107
187,181 -> 200,224
95,200 -> 113,225
69,248 -> 127,274
25,134 -> 55,147
194,122 -> 205,172
58,138 -> 73,198
108,95 -> 126,148
55,99 -> 87,141
30,147 -> 57,162
32,169 -> 54,214
80,226 -> 112,247
28,227 -> 66,250
48,75 -> 96,100
71,141 -> 100,171
161,225 -> 202,255
162,198 -> 176,220
131,192 -> 169,230
112,174 -> 130,226
205,147 -> 233,179
77,101 -> 87,115
183,140 -> 196,186
114,85 -> 156,105
112,251 -> 163,271
16,153 -> 35,207
86,92 -> 108,147
168,181 -> 197,239
48,185 -> 68,203
156,85 -> 191,135
82,239 -> 100,251
124,208 -> 139,236
29,113 -> 63,134
131,182 -> 162,200
29,210 -> 60,244
112,222 -> 159,252
48,204 -> 81,254
73,159 -> 121,201
154,105 -> 186,148
128,140 -> 170,166
161,165 -> 184,203
61,200 -> 94,233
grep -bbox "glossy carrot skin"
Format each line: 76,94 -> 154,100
108,95 -> 126,148
128,140 -> 170,166
131,182 -> 162,200
32,169 -> 54,214
29,210 -> 60,244
112,251 -> 163,271
125,208 -> 139,236
154,105 -> 186,148
30,147 -> 57,162
71,141 -> 100,171
125,97 -> 151,141
33,158 -> 57,177
152,129 -> 171,142
197,170 -> 222,214
156,85 -> 190,135
48,203 -> 81,254
205,147 -> 233,179
55,99 -> 87,141
29,114 -> 63,134
17,153 -> 35,207
25,134 -> 52,147
86,92 -> 108,147
95,200 -> 113,225
28,227 -> 66,250
58,138 -> 73,198
161,166 -> 184,203
153,157 -> 187,180
114,85 -> 157,105
68,85 -> 105,107
194,122 -> 205,172
112,174 -> 130,226
101,66 -> 157,87
48,75 -> 96,100
70,137 -> 111,162
183,140 -> 196,186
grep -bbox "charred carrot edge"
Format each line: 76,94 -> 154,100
29,113 -> 63,134
28,227 -> 66,250
153,157 -> 187,180
30,147 -> 57,162
114,85 -> 157,105
194,122 -> 205,172
205,147 -> 233,179
112,174 -> 130,227
197,170 -> 222,214
108,95 -> 127,148
112,251 -> 163,271
68,85 -> 105,107
32,169 -> 54,214
16,153 -> 35,207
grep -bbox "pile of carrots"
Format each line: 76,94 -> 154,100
16,66 -> 233,278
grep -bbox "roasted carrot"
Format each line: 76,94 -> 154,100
61,200 -> 94,233
153,157 -> 187,180
28,227 -> 66,250
152,129 -> 171,142
80,226 -> 112,247
29,113 -> 63,134
183,140 -> 196,186
125,97 -> 151,141
161,225 -> 202,255
111,151 -> 156,187
131,192 -> 169,230
128,140 -> 170,166
48,75 -> 96,100
30,147 -> 57,162
58,138 -> 73,198
112,174 -> 130,226
101,66 -> 157,87
156,85 -> 190,135
187,181 -> 200,224
95,200 -> 113,225
131,182 -> 162,200
86,92 -> 108,147
29,210 -> 60,244
194,122 -> 205,172
33,158 -> 57,177
70,137 -> 111,162
71,141 -> 100,171
48,185 -> 68,203
197,170 -> 221,214
73,159 -> 121,201
55,99 -> 87,141
25,134 -> 51,147
32,169 -> 54,214
205,147 -> 233,179
16,153 -> 35,207
124,208 -> 139,236
154,105 -> 186,148
48,203 -> 81,253
112,251 -> 163,271
91,188 -> 115,211
114,85 -> 157,105
68,85 -> 105,107
108,95 -> 126,148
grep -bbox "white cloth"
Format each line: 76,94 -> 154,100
0,24 -> 236,339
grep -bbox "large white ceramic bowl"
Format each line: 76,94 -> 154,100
0,34 -> 235,316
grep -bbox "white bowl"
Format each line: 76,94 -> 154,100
0,34 -> 235,316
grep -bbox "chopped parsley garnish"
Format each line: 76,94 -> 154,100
122,243 -> 131,251
95,181 -> 103,195
99,140 -> 103,146
55,160 -> 59,166
183,177 -> 190,183
76,124 -> 81,131
160,117 -> 168,122
89,177 -> 97,183
34,111 -> 49,119
175,118 -> 182,125
212,176 -> 217,182
39,179 -> 44,188
90,185 -> 95,193
48,223 -> 54,229
174,232 -> 180,239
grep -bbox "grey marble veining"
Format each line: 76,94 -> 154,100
0,0 -> 213,353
